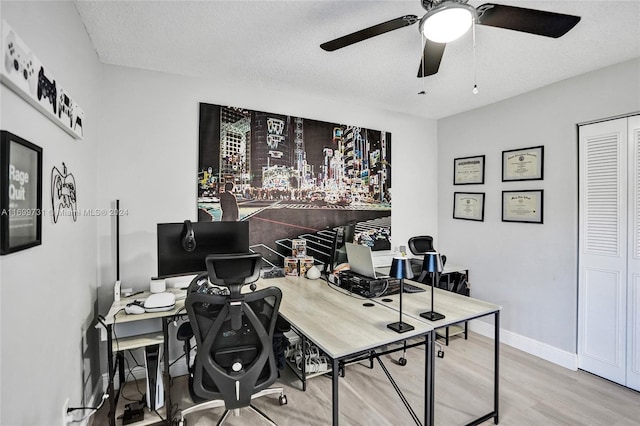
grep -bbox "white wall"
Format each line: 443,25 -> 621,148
0,1 -> 102,425
437,58 -> 640,366
93,65 -> 438,376
95,64 -> 438,304
0,2 -> 437,421
7,2 -> 637,423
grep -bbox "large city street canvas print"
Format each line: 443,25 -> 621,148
198,103 -> 391,268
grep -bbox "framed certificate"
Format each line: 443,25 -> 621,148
453,192 -> 485,221
502,190 -> 543,224
502,146 -> 544,181
454,155 -> 485,185
1,131 -> 43,254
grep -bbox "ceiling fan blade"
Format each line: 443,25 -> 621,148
417,39 -> 446,78
320,15 -> 418,51
476,3 -> 581,38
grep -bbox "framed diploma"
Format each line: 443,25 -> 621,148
502,190 -> 543,224
502,145 -> 544,181
1,131 -> 43,254
454,155 -> 485,185
453,192 -> 485,221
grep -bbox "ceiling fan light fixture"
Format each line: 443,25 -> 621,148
419,2 -> 477,43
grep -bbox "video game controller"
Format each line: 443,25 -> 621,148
37,66 -> 57,114
22,53 -> 36,95
74,112 -> 84,137
125,301 -> 146,315
4,31 -> 37,95
58,88 -> 73,128
50,163 -> 77,223
4,30 -> 17,73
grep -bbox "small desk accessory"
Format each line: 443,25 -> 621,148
150,277 -> 166,293
306,265 -> 321,280
420,252 -> 446,321
386,255 -> 415,333
144,292 -> 176,312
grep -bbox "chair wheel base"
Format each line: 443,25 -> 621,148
398,357 -> 407,366
279,394 -> 287,405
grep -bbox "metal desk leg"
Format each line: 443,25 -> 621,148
465,311 -> 500,426
107,325 -> 116,426
424,331 -> 434,426
301,335 -> 308,391
117,352 -> 125,391
494,311 -> 500,424
332,357 -> 340,425
163,319 -> 172,423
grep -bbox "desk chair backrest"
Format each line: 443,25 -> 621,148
408,236 -> 434,255
408,236 -> 446,283
185,252 -> 282,410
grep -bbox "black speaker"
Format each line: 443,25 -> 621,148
327,224 -> 355,273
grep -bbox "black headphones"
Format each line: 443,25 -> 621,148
182,220 -> 196,252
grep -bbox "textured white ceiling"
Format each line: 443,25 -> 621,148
75,0 -> 640,119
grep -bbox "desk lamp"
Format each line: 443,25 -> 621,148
387,256 -> 415,333
420,252 -> 446,321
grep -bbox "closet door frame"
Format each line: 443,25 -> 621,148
626,115 -> 640,391
578,117 -> 628,385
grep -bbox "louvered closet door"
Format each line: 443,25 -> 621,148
627,115 -> 640,391
578,118 -> 628,385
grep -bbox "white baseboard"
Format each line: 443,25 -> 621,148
469,320 -> 578,371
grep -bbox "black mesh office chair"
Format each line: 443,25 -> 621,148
177,252 -> 287,426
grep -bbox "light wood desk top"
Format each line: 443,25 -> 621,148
255,276 -> 434,359
373,280 -> 501,328
101,288 -> 186,425
102,287 -> 187,325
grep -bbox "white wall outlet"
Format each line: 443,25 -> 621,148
114,280 -> 121,301
62,397 -> 70,426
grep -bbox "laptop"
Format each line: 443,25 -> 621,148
345,242 -> 389,279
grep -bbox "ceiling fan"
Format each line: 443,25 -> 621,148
320,0 -> 581,78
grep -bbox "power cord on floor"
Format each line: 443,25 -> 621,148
65,393 -> 109,424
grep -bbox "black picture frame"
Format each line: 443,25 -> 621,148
1,131 -> 43,254
453,192 -> 485,221
502,190 -> 544,224
502,145 -> 544,182
454,155 -> 485,185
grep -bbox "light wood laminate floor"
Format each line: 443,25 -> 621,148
91,332 -> 640,426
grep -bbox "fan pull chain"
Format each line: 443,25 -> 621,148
472,21 -> 478,95
419,34 -> 426,95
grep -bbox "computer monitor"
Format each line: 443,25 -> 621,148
156,221 -> 249,278
326,223 -> 355,273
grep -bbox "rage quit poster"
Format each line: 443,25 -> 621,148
1,131 -> 42,254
